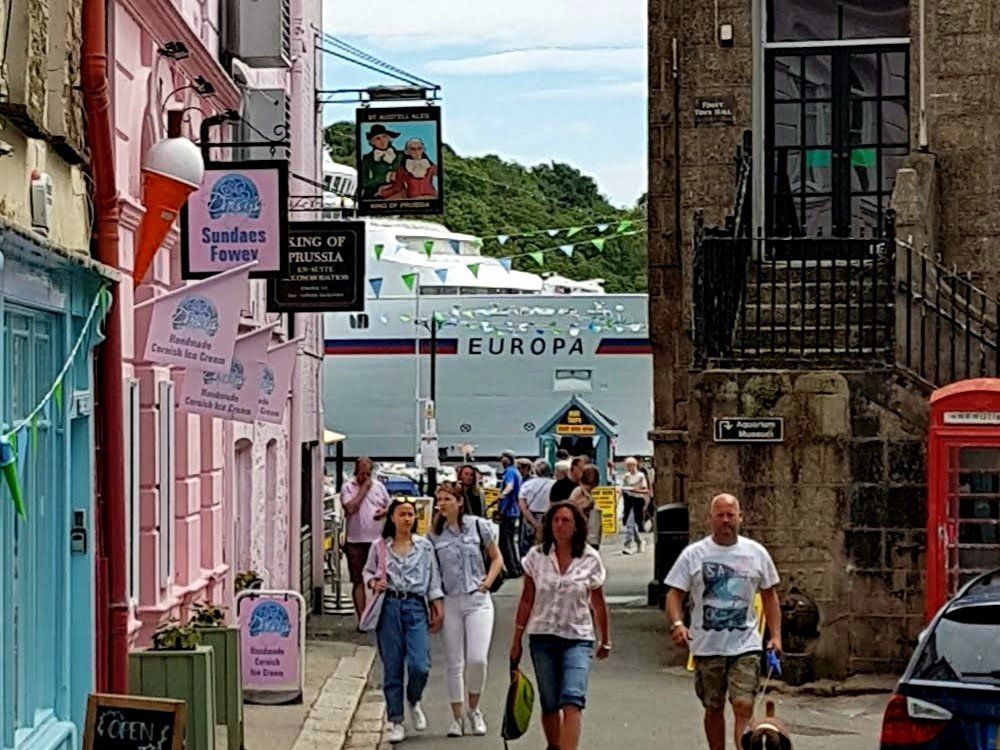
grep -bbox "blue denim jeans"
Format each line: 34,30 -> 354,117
528,634 -> 595,715
377,597 -> 431,722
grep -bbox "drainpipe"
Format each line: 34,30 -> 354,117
82,0 -> 129,693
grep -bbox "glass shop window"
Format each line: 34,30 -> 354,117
769,0 -> 909,42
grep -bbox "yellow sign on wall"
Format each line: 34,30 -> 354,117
483,487 -> 501,516
591,486 -> 618,535
555,424 -> 596,436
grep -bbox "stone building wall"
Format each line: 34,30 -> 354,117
687,369 -> 929,677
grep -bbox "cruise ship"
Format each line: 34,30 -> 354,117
321,170 -> 652,463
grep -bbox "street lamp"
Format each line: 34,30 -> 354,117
413,311 -> 457,496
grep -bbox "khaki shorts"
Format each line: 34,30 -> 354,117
693,652 -> 760,711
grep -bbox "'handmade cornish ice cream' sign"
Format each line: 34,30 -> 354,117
237,590 -> 305,704
181,160 -> 288,278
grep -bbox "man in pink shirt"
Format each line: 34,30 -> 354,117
341,456 -> 390,624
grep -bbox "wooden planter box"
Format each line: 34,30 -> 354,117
129,645 -> 217,750
195,626 -> 245,750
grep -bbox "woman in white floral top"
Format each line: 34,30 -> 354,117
509,502 -> 611,750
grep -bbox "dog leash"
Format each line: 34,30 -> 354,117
752,650 -> 782,718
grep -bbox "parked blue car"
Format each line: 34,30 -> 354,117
880,568 -> 1000,749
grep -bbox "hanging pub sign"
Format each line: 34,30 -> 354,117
356,106 -> 443,216
84,693 -> 185,750
266,221 -> 366,312
181,160 -> 289,278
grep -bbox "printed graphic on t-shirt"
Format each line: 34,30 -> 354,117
702,561 -> 752,632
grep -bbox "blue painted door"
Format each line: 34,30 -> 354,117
1,302 -> 89,750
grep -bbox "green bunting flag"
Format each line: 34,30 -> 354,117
468,263 -> 481,278
402,273 -> 418,291
566,227 -> 583,238
617,220 -> 634,234
375,244 -> 384,260
433,311 -> 446,327
0,436 -> 25,519
529,251 -> 545,267
54,381 -> 63,414
424,241 -> 434,257
591,238 -> 607,251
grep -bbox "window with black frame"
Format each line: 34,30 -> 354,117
766,0 -> 910,240
768,0 -> 909,43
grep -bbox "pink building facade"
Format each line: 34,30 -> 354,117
108,0 -> 326,643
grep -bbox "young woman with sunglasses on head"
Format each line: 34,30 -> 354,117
364,499 -> 445,744
428,482 -> 504,737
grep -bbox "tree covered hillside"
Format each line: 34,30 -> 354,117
324,122 -> 647,293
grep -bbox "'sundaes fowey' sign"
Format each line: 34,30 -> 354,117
182,160 -> 289,278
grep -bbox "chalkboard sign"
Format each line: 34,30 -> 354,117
84,694 -> 185,750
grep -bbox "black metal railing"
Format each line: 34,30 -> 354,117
897,241 -> 1000,385
694,227 -> 894,362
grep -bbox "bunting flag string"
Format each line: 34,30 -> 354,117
1,283 -> 112,519
375,244 -> 384,260
475,217 -> 645,244
383,230 -> 644,293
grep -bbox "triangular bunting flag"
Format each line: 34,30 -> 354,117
449,240 -> 461,253
499,258 -> 512,272
596,223 -> 610,233
54,381 -> 63,414
591,238 -> 607,251
617,220 -> 634,233
566,227 -> 583,238
402,273 -> 418,291
497,235 -> 509,246
0,436 -> 25,519
424,241 -> 434,257
435,268 -> 449,283
369,277 -> 384,298
468,263 -> 481,278
559,245 -> 575,257
529,251 -> 545,267
433,311 -> 446,327
374,244 -> 384,260
547,229 -> 561,237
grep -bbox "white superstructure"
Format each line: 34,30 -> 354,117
323,217 -> 652,461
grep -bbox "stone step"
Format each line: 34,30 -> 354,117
741,302 -> 895,328
749,280 -> 891,307
735,325 -> 889,352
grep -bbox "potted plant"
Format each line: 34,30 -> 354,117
192,602 -> 245,750
234,569 -> 263,594
130,619 -> 217,750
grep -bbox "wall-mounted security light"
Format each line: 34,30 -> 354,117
158,41 -> 190,60
719,23 -> 734,47
192,76 -> 215,97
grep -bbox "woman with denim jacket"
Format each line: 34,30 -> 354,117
428,482 -> 504,737
364,499 -> 445,744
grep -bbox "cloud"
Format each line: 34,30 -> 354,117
513,80 -> 646,99
425,47 -> 643,76
322,0 -> 644,50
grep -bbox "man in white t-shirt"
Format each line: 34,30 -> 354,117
664,494 -> 782,750
518,458 -> 555,555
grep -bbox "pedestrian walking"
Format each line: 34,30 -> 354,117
364,499 -> 445,744
620,457 -> 650,554
664,493 -> 783,750
518,458 -> 555,556
341,456 -> 390,627
495,450 -> 524,578
567,465 -> 601,548
428,482 -> 504,737
549,455 -> 586,504
457,464 -> 485,517
509,503 -> 611,750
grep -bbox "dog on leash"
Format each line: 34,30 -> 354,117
740,700 -> 793,750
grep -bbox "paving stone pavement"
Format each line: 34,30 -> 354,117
291,646 -> 378,750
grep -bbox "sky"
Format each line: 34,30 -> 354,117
320,0 -> 647,208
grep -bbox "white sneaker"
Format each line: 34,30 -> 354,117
387,722 -> 406,744
410,702 -> 427,732
622,545 -> 635,556
447,718 -> 465,737
468,708 -> 487,736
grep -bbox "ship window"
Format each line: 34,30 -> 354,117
554,369 -> 592,393
768,0 -> 909,42
350,313 -> 370,329
421,286 -> 459,295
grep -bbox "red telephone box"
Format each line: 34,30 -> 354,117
926,379 -> 1000,620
